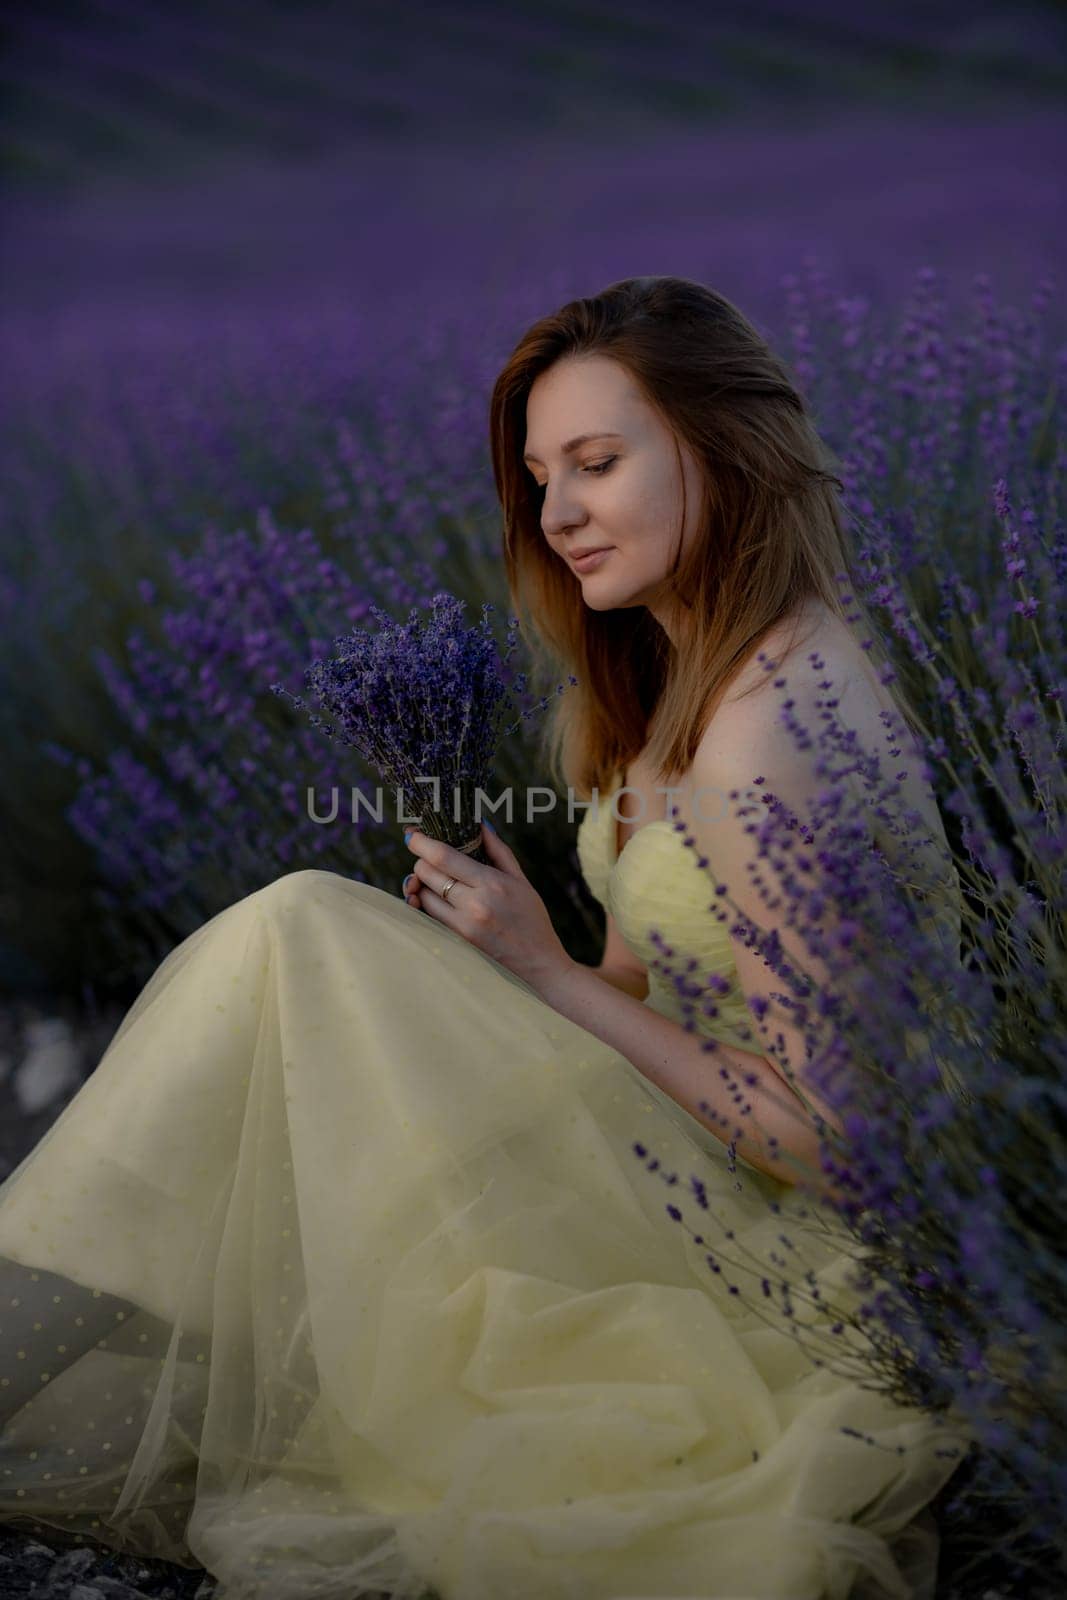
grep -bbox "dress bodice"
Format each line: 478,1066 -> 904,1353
576,772 -> 966,1069
575,776 -> 760,1053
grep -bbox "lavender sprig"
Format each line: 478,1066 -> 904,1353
272,592 -> 547,861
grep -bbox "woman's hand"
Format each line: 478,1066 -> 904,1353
401,822 -> 575,996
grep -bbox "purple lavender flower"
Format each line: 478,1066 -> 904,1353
629,264 -> 1067,1582
273,592 -> 532,863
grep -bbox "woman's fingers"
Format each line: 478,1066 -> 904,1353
400,872 -> 421,908
404,829 -> 483,886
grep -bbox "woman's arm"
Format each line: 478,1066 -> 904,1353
537,959 -> 840,1192
581,908 -> 650,1000
581,964 -> 650,1000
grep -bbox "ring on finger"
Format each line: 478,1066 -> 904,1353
440,876 -> 458,904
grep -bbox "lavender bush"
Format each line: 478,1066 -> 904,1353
39,513 -> 564,992
38,264 -> 1059,973
627,272 -> 1066,1591
5,88 -> 1066,995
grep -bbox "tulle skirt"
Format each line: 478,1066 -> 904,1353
0,869 -> 970,1599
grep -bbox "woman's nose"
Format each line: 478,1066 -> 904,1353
540,488 -> 586,540
543,500 -> 584,537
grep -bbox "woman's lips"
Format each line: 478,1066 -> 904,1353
571,547 -> 613,573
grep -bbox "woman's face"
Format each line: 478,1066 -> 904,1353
523,353 -> 706,642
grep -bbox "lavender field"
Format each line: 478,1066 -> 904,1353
2,2 -> 1066,1596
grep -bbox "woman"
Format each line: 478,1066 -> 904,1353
0,277 -> 969,1599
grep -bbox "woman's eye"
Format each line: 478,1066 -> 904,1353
531,455 -> 616,492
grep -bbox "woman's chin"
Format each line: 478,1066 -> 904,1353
582,581 -> 644,611
581,588 -> 620,610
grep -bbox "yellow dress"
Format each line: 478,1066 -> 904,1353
0,787 -> 971,1600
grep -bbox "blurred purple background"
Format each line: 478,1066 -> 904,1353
3,1 -> 1065,336
1,0 -> 1065,998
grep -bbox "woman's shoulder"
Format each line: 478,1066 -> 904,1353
694,601 -> 903,787
717,598 -> 840,711
695,602 -> 955,891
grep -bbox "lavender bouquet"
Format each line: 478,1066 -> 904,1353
272,591 -> 558,868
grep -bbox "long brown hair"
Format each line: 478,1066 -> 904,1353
488,274 -> 927,799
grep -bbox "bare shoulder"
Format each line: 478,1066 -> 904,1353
718,602 -> 862,703
701,602 -> 875,769
688,603 -> 948,884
